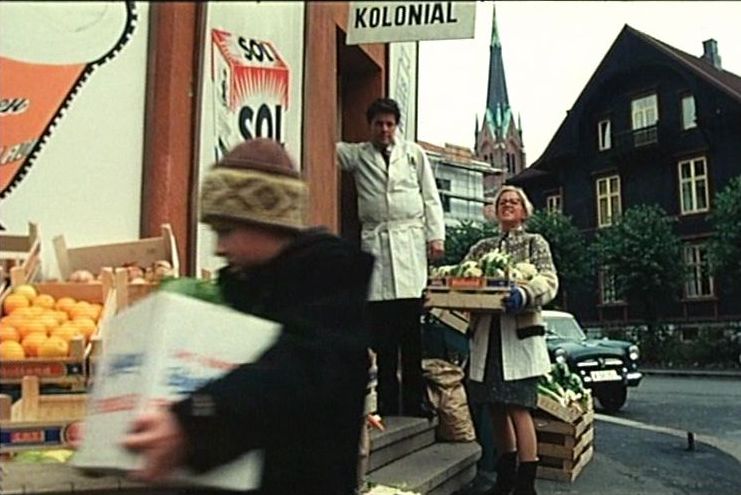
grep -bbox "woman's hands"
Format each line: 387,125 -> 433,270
503,285 -> 527,313
122,407 -> 187,482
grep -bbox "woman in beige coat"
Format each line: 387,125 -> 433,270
464,185 -> 558,495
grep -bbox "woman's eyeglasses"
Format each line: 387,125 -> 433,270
498,198 -> 522,206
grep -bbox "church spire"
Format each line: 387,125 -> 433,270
486,3 -> 509,115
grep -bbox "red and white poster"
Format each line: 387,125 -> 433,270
195,2 -> 305,273
0,2 -> 150,279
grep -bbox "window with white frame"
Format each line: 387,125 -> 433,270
546,194 -> 562,213
596,175 -> 621,227
684,244 -> 713,298
681,95 -> 697,130
598,119 -> 611,151
599,266 -> 623,304
631,94 -> 658,129
678,157 -> 709,214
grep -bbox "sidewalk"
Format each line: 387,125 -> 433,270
642,367 -> 741,379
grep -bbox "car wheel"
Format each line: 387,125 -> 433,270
596,384 -> 627,413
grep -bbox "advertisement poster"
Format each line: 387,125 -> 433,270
388,41 -> 418,142
0,1 -> 150,278
196,1 -> 305,273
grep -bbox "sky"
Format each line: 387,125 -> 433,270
417,1 -> 741,167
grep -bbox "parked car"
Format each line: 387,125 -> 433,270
542,310 -> 643,412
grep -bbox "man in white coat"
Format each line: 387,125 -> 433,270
337,98 -> 445,416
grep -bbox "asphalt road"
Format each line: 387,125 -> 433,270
536,375 -> 741,495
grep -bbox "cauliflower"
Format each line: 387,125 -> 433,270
462,266 -> 483,278
514,262 -> 538,280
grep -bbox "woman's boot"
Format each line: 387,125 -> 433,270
513,460 -> 538,495
490,451 -> 517,495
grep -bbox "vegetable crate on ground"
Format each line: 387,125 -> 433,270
52,223 -> 180,281
1,272 -> 117,391
534,394 -> 594,482
0,222 -> 41,296
426,277 -> 511,311
0,376 -> 85,452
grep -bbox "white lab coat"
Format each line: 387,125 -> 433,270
336,139 -> 445,301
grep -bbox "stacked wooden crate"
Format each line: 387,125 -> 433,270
534,395 -> 594,482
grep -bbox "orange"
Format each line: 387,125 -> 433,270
0,340 -> 25,360
32,294 -> 55,309
38,314 -> 60,332
13,284 -> 38,300
52,323 -> 82,343
90,303 -> 103,321
2,314 -> 26,329
51,310 -> 69,325
55,297 -> 77,313
71,317 -> 97,341
28,306 -> 44,316
37,336 -> 69,358
18,319 -> 47,339
68,301 -> 97,321
0,324 -> 19,342
3,294 -> 30,314
21,332 -> 47,357
10,306 -> 35,318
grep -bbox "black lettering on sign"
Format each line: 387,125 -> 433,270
368,7 -> 380,28
381,7 -> 392,27
394,6 -> 406,25
446,2 -> 458,23
0,98 -> 30,115
354,7 -> 367,28
237,37 -> 275,63
430,3 -> 444,24
238,104 -> 283,143
408,4 -> 422,25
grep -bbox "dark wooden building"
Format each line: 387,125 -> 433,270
510,25 -> 741,328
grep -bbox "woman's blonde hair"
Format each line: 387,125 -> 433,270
489,185 -> 534,220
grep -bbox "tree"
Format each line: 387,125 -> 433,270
526,210 -> 592,309
708,175 -> 741,281
592,204 -> 685,323
438,220 -> 498,266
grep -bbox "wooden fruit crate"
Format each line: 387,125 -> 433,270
0,222 -> 41,296
0,272 -> 117,391
52,223 -> 180,281
426,277 -> 511,311
0,376 -> 85,452
534,394 -> 595,482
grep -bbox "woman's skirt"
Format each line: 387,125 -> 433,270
466,317 -> 539,409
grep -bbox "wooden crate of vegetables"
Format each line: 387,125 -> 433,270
0,269 -> 116,391
0,376 -> 85,453
426,250 -> 536,311
535,363 -> 594,482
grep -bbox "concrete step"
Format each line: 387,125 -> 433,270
368,441 -> 482,495
369,416 -> 437,471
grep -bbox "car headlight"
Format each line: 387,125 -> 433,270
628,345 -> 640,361
554,348 -> 568,364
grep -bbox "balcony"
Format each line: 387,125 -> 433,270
613,124 -> 658,150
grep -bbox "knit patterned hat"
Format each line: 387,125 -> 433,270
200,139 -> 308,231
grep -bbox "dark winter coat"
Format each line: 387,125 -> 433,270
171,228 -> 374,495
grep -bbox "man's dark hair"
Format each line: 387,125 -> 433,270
366,98 -> 401,124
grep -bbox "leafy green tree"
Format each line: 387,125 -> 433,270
437,220 -> 498,266
708,175 -> 741,281
526,210 -> 592,309
592,204 -> 685,323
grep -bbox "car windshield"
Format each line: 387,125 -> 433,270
544,316 -> 587,341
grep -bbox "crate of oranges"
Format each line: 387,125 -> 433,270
0,276 -> 116,391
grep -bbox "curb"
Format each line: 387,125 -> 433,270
642,368 -> 741,379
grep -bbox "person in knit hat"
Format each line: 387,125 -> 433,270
123,138 -> 375,495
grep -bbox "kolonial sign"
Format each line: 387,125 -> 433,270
346,1 -> 476,45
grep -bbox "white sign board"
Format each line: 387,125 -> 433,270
388,42 -> 418,142
346,1 -> 475,45
195,1 -> 305,274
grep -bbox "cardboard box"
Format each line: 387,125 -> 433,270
71,292 -> 282,492
52,224 -> 179,281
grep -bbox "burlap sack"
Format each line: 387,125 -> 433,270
422,358 -> 476,442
